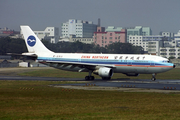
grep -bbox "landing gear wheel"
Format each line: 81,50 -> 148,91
151,73 -> 156,81
90,76 -> 94,80
85,76 -> 94,80
102,77 -> 111,80
151,77 -> 156,81
85,76 -> 89,80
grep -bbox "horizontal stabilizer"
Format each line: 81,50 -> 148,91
7,53 -> 37,61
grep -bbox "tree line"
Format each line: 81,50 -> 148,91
0,37 -> 27,55
0,37 -> 144,55
42,40 -> 144,54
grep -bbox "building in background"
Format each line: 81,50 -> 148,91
0,27 -> 19,35
59,35 -> 94,44
0,27 -> 20,38
128,30 -> 180,58
68,35 -> 94,44
93,26 -> 126,47
34,27 -> 59,43
148,41 -> 162,55
60,19 -> 98,44
3,18 -> 180,59
129,35 -> 164,53
159,32 -> 174,41
126,26 -> 152,42
61,19 -> 97,38
159,31 -> 180,58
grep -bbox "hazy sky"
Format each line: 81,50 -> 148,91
1,0 -> 180,35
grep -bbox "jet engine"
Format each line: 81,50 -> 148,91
124,73 -> 139,76
93,67 -> 113,78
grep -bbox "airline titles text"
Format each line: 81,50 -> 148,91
81,55 -> 109,59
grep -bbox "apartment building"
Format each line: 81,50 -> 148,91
34,27 -> 59,43
61,19 -> 97,38
129,35 -> 163,53
126,26 -> 152,42
129,31 -> 180,58
94,26 -> 126,47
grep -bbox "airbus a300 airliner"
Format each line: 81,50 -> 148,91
20,26 -> 175,81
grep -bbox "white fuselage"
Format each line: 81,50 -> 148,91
36,53 -> 174,74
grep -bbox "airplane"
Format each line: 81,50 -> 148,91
20,26 -> 175,81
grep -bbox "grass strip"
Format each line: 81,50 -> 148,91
0,80 -> 180,119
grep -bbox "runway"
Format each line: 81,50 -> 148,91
1,76 -> 180,91
60,79 -> 180,90
0,76 -> 84,81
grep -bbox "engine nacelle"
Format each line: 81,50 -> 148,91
124,73 -> 139,76
94,67 -> 113,77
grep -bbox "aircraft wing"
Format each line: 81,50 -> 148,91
38,60 -> 115,72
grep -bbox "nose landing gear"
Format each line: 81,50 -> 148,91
151,73 -> 156,81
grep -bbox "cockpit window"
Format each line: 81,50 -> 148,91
162,60 -> 169,63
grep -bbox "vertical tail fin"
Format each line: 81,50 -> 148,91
20,26 -> 53,53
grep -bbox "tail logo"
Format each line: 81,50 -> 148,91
27,36 -> 36,47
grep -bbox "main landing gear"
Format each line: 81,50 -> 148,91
151,73 -> 156,81
85,70 -> 95,80
85,76 -> 94,80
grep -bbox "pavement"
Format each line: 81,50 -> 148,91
58,79 -> 180,92
0,67 -> 180,93
1,75 -> 179,92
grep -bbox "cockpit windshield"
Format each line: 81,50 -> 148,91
162,60 -> 169,63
